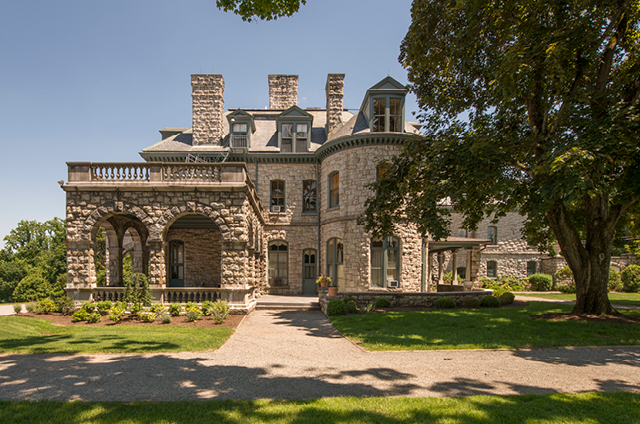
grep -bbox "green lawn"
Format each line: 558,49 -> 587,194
0,316 -> 233,353
518,292 -> 640,306
330,302 -> 640,351
0,392 -> 638,423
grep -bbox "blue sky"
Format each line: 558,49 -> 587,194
0,0 -> 417,246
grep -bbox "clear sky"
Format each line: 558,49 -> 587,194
0,0 -> 418,246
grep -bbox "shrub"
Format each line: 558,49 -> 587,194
108,306 -> 125,323
169,303 -> 182,316
96,301 -> 113,315
442,271 -> 463,284
81,301 -> 97,314
608,268 -> 623,292
212,299 -> 230,324
557,281 -> 576,293
138,311 -> 156,323
150,304 -> 168,315
342,296 -> 356,304
25,302 -> 35,313
480,295 -> 500,308
499,292 -> 515,305
35,298 -> 57,314
72,310 -> 89,322
161,314 -> 172,324
12,273 -> 53,302
201,301 -> 215,316
185,310 -> 201,322
434,296 -> 456,309
123,272 -> 152,310
622,265 -> 640,293
345,300 -> 358,314
87,313 -> 101,324
326,299 -> 347,316
362,302 -> 374,313
492,287 -> 508,298
13,304 -> 22,313
55,296 -> 75,315
374,298 -> 391,309
461,296 -> 480,308
528,273 -> 553,291
185,302 -> 200,313
113,301 -> 126,310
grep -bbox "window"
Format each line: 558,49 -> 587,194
302,180 -> 317,213
231,123 -> 248,148
329,172 -> 339,208
327,238 -> 344,289
376,164 -> 390,181
487,261 -> 497,278
268,241 -> 288,286
371,236 -> 400,288
457,267 -> 466,279
371,97 -> 404,133
527,261 -> 537,276
280,122 -> 309,153
487,226 -> 497,245
270,180 -> 285,212
458,229 -> 467,238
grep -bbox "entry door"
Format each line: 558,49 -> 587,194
302,249 -> 317,295
169,240 -> 184,287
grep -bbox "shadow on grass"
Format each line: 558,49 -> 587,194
0,392 -> 638,423
269,310 -> 344,338
0,334 -> 182,354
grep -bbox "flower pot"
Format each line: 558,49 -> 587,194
328,287 -> 338,296
320,281 -> 328,288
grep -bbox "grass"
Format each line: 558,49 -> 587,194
0,316 -> 233,353
517,292 -> 640,306
0,392 -> 638,423
330,302 -> 640,351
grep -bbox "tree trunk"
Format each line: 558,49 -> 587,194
546,198 -> 616,315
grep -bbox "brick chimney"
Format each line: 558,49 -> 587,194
268,75 -> 298,109
191,74 -> 225,146
325,73 -> 345,137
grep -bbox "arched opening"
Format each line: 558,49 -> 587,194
165,214 -> 222,287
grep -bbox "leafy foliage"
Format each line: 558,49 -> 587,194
622,264 -> 640,292
12,272 -> 53,302
499,292 -> 516,305
528,274 -> 554,292
72,310 -> 88,322
123,272 -> 152,310
345,300 -> 358,314
434,296 -> 456,309
461,296 -> 481,308
374,298 -> 391,308
362,0 -> 640,315
480,295 -> 500,308
326,299 -> 347,316
211,299 -> 230,324
216,0 -> 306,21
169,303 -> 182,316
608,268 -> 624,292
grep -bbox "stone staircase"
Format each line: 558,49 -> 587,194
255,295 -> 320,311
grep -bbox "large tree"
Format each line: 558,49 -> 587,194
215,0 -> 305,21
362,0 -> 639,315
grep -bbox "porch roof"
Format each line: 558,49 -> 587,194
427,236 -> 491,254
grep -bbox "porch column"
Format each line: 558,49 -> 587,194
465,248 -> 473,283
437,252 -> 444,284
426,252 -> 432,291
147,240 -> 166,287
451,249 -> 458,284
106,246 -> 122,286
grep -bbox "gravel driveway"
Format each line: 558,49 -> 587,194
1,310 -> 639,401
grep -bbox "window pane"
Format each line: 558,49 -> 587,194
372,238 -> 383,248
233,123 -> 247,133
282,124 -> 292,138
371,249 -> 384,287
330,173 -> 339,207
281,138 -> 292,153
488,226 -> 497,245
487,261 -> 497,278
296,138 -> 308,153
303,180 -> 317,212
387,249 -> 398,280
296,123 -> 308,138
336,242 -> 344,263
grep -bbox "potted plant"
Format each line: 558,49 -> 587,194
316,275 -> 331,288
327,279 -> 339,297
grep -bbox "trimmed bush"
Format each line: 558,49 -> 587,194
55,296 -> 75,315
622,264 -> 640,293
374,298 -> 391,308
185,310 -> 201,322
461,296 -> 480,308
434,296 -> 456,309
87,313 -> 101,324
608,268 -> 623,292
493,287 -> 508,298
342,296 -> 356,304
169,303 -> 182,316
25,302 -> 35,313
499,292 -> 515,305
557,281 -> 576,293
35,298 -> 57,314
326,299 -> 347,316
13,304 -> 22,313
480,295 -> 500,308
528,273 -> 553,291
72,310 -> 89,322
12,273 -> 53,302
81,302 -> 97,314
345,300 -> 358,314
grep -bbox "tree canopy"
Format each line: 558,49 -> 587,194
362,0 -> 639,314
215,0 -> 306,21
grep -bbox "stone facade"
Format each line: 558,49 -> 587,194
192,75 -> 225,146
268,75 -> 298,110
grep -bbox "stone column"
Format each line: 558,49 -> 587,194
437,252 -> 444,285
67,241 -> 96,288
192,74 -> 225,146
147,241 -> 166,287
451,250 -> 458,284
106,246 -> 122,286
465,248 -> 473,283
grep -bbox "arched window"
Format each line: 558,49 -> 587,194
486,260 -> 497,278
268,241 -> 288,286
371,236 -> 400,288
326,238 -> 344,289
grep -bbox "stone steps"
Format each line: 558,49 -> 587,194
255,296 -> 320,311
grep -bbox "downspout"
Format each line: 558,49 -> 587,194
316,157 -> 321,279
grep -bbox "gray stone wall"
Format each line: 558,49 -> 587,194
268,75 -> 298,110
166,228 -> 221,287
191,74 -> 225,146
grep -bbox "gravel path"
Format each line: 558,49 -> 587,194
1,310 -> 639,401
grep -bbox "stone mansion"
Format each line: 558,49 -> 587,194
62,73 -> 551,313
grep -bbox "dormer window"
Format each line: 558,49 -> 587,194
277,106 -> 313,153
227,109 -> 255,148
362,76 -> 407,133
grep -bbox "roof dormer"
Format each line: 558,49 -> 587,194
276,105 -> 314,153
361,76 -> 407,133
227,109 -> 255,148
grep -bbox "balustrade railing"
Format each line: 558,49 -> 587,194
93,287 -> 126,302
91,164 -> 150,181
163,288 -> 221,303
161,164 -> 222,182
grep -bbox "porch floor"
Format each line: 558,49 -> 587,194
256,295 -> 320,311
